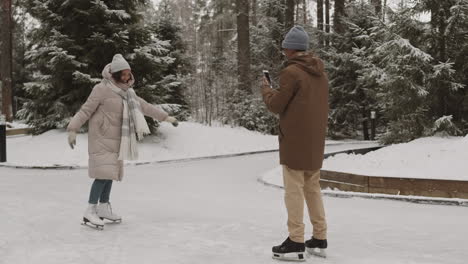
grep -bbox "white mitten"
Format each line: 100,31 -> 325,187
68,131 -> 77,149
164,116 -> 179,127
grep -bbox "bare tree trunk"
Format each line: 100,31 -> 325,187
295,0 -> 300,24
235,0 -> 251,93
317,0 -> 324,31
334,0 -> 345,34
325,0 -> 330,46
436,3 -> 449,116
362,110 -> 370,140
252,0 -> 258,26
285,0 -> 295,29
371,0 -> 382,18
1,0 -> 13,121
215,4 -> 224,56
383,0 -> 387,22
317,0 -> 324,47
303,0 -> 307,24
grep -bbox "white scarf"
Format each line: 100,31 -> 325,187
104,79 -> 150,160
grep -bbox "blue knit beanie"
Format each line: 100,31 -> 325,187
282,26 -> 309,51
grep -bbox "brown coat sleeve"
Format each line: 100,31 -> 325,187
137,96 -> 169,122
67,85 -> 103,132
262,67 -> 297,114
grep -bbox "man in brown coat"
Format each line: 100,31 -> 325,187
262,26 -> 329,261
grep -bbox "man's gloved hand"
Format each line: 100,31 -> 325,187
165,116 -> 179,127
68,131 -> 77,149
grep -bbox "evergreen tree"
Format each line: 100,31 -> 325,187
18,0 -> 178,134
147,0 -> 191,120
323,4 -> 378,139
324,1 -> 467,142
416,0 -> 468,130
11,0 -> 28,116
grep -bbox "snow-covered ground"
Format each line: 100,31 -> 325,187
263,135 -> 468,184
3,121 -> 375,168
1,152 -> 467,264
323,135 -> 468,180
5,121 -> 30,129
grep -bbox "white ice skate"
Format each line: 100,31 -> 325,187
82,204 -> 105,230
97,202 -> 122,223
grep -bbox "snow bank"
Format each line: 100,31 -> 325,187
322,136 -> 468,180
4,122 -> 278,167
5,121 -> 30,129
261,136 -> 468,184
4,121 -> 379,168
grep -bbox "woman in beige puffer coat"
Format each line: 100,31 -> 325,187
67,54 -> 178,229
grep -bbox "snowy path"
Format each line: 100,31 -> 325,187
1,151 -> 467,264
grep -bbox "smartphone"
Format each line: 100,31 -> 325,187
263,70 -> 272,88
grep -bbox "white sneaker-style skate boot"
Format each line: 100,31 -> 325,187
82,204 -> 105,230
97,202 -> 122,223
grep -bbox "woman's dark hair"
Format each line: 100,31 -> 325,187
112,71 -> 123,82
111,71 -> 132,83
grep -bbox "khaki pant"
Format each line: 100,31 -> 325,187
282,165 -> 327,243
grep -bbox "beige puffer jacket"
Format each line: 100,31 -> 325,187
67,64 -> 169,181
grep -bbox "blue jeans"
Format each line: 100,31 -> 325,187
88,179 -> 113,204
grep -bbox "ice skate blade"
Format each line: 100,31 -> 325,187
100,217 -> 122,223
272,252 -> 306,262
306,247 -> 327,258
81,222 -> 104,230
82,218 -> 104,230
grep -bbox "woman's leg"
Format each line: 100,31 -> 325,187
88,180 -> 107,204
99,180 -> 113,203
96,180 -> 121,221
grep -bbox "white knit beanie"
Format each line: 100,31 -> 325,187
110,54 -> 131,73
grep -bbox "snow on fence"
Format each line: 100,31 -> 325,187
319,147 -> 468,200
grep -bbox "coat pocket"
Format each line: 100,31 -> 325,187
278,125 -> 285,141
100,115 -> 111,136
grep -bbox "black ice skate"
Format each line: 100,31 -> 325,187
272,237 -> 306,262
305,237 -> 327,258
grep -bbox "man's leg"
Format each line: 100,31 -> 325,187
282,165 -> 306,243
304,170 -> 327,239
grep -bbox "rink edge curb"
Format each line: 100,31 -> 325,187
257,176 -> 468,207
0,149 -> 280,170
258,148 -> 468,207
0,142 -> 379,170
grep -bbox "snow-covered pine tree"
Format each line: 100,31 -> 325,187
432,115 -> 462,136
371,35 -> 434,144
418,0 -> 468,132
323,3 -> 379,139
221,0 -> 289,134
141,0 -> 191,121
10,0 -> 29,117
352,4 -> 437,144
324,2 -> 453,143
18,0 -> 179,133
392,0 -> 467,136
